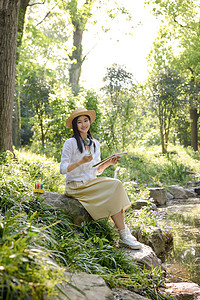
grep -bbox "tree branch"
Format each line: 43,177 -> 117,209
173,16 -> 190,29
35,3 -> 57,26
28,1 -> 45,7
36,11 -> 51,26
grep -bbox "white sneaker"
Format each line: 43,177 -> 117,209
124,225 -> 137,240
119,228 -> 142,250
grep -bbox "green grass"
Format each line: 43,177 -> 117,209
116,144 -> 200,187
1,145 -> 197,299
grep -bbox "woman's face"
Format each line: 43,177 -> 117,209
77,115 -> 90,136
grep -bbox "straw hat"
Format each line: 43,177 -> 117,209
66,107 -> 96,129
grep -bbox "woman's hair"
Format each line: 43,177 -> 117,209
72,115 -> 96,153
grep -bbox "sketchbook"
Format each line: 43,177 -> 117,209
92,152 -> 127,167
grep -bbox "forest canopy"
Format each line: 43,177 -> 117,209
0,0 -> 199,156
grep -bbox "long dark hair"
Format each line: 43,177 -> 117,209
72,115 -> 96,153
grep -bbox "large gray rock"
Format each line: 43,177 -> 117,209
149,187 -> 167,206
137,226 -> 169,260
164,282 -> 200,299
123,244 -> 162,270
112,288 -> 149,300
49,272 -> 114,300
168,185 -> 187,199
39,191 -> 92,225
185,188 -> 197,198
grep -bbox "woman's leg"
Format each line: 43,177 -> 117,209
111,209 -> 125,230
111,209 -> 142,250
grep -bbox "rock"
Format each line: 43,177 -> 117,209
48,271 -> 114,300
167,192 -> 174,200
149,202 -> 158,211
168,185 -> 187,199
123,244 -> 162,270
38,191 -> 92,225
112,288 -> 149,299
137,227 -> 166,260
164,282 -> 200,299
185,188 -> 197,198
133,200 -> 149,209
133,200 -> 157,211
149,187 -> 167,206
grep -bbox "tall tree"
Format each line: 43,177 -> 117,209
13,0 -> 30,147
0,0 -> 21,152
146,0 -> 200,150
149,68 -> 186,154
102,64 -> 136,151
66,0 -> 95,95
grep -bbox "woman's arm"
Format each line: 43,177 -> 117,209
60,139 -> 93,174
67,154 -> 93,172
97,156 -> 118,174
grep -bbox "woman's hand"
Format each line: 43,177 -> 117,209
81,153 -> 93,164
97,156 -> 119,174
67,154 -> 93,172
109,156 -> 119,165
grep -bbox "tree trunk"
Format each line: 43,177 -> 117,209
69,21 -> 83,96
190,107 -> 199,151
12,99 -> 21,147
12,0 -> 30,148
0,0 -> 20,152
160,128 -> 167,154
40,119 -> 45,147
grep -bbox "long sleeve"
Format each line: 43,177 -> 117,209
60,137 -> 101,183
60,139 -> 73,175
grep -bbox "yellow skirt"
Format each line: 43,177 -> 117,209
65,177 -> 131,220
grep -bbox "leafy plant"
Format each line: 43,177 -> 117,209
0,212 -> 66,300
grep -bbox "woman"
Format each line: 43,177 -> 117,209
60,107 -> 142,250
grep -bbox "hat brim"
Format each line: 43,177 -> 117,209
66,110 -> 96,129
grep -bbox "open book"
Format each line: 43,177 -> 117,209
92,152 -> 127,167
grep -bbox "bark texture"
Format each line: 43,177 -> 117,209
190,107 -> 199,151
69,21 -> 83,96
12,0 -> 30,147
0,0 -> 20,152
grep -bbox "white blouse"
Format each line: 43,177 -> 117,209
60,137 -> 101,183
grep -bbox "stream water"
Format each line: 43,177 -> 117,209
158,197 -> 200,285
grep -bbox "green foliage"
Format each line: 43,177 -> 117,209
84,90 -> 102,139
0,212 -> 66,300
146,0 -> 200,151
114,145 -> 200,188
101,63 -> 137,151
148,68 -> 187,153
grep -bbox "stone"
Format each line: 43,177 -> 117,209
49,272 -> 114,300
112,288 -> 149,300
123,244 -> 162,270
133,200 -> 157,211
164,282 -> 200,299
38,191 -> 92,225
185,188 -> 197,198
168,185 -> 187,199
167,192 -> 174,200
133,200 -> 149,210
137,226 -> 166,260
149,187 -> 167,206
